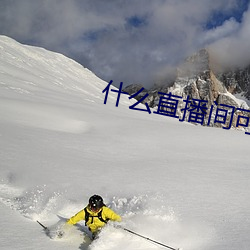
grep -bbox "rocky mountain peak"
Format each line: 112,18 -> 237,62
124,48 -> 250,132
217,66 -> 250,100
177,48 -> 210,78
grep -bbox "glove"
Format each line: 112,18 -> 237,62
56,230 -> 64,238
55,223 -> 71,238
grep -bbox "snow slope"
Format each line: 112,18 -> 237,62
0,35 -> 249,250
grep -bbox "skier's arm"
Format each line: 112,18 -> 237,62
104,207 -> 122,222
67,209 -> 85,225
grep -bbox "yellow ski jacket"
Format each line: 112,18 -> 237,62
67,206 -> 121,233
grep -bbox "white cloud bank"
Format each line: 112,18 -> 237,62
0,0 -> 249,86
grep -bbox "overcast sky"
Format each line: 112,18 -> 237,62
0,0 -> 249,87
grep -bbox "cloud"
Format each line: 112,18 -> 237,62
200,18 -> 240,45
209,4 -> 250,69
0,0 -> 249,87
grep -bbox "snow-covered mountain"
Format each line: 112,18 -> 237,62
124,49 -> 250,132
0,36 -> 250,250
217,65 -> 250,99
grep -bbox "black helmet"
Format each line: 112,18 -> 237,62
89,195 -> 104,210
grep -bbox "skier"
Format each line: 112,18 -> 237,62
66,194 -> 121,239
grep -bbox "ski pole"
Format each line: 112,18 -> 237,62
122,227 -> 180,250
37,220 -> 48,231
